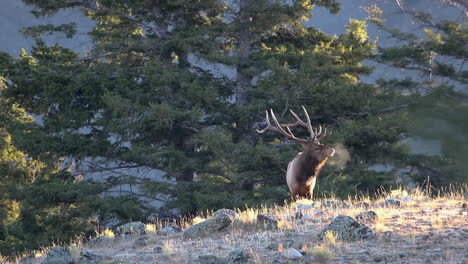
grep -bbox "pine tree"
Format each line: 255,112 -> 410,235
4,0 -> 416,214
364,0 -> 468,187
0,50 -> 147,256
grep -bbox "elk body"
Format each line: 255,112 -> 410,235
257,106 -> 335,199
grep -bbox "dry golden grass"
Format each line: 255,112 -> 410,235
6,185 -> 468,264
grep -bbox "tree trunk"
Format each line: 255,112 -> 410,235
175,133 -> 195,182
236,0 -> 252,106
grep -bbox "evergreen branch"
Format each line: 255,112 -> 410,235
73,162 -> 167,177
443,0 -> 468,11
75,51 -> 129,62
72,164 -> 142,176
348,104 -> 409,116
178,124 -> 200,133
394,0 -> 436,27
102,189 -> 169,203
370,57 -> 467,84
292,103 -> 410,120
81,3 -> 167,39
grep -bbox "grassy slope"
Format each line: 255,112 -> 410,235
4,187 -> 468,264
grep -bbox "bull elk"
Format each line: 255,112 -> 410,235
257,106 -> 335,199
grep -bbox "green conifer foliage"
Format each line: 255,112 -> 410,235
6,2 -> 467,256
4,0 -> 419,214
365,1 -> 468,187
0,51 -> 147,256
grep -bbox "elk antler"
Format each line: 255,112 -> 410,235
256,105 -> 332,143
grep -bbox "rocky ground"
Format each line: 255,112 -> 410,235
9,191 -> 468,264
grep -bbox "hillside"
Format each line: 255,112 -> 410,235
6,188 -> 467,264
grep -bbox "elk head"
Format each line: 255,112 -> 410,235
256,106 -> 335,199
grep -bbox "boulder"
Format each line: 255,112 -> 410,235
296,204 -> 315,211
41,247 -> 73,264
157,226 -> 182,236
319,215 -> 375,241
355,202 -> 370,209
77,251 -> 111,264
267,242 -> 280,250
116,221 -> 146,235
19,255 -> 35,264
227,249 -> 252,264
256,214 -> 279,229
383,198 -> 402,208
281,248 -> 303,260
132,236 -> 151,248
355,211 -> 378,223
283,238 -> 306,249
153,245 -> 164,254
184,214 -> 233,239
213,209 -> 238,219
321,200 -> 350,209
190,255 -> 225,264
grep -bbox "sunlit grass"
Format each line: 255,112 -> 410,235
192,216 -> 207,225
102,228 -> 115,238
146,223 -> 157,233
322,231 -> 338,247
237,207 -> 259,224
8,185 -> 467,264
308,246 -> 335,263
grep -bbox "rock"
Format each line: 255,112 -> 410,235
157,226 -> 182,236
283,238 -> 305,249
355,250 -> 369,255
296,204 -> 315,211
319,215 -> 375,241
190,255 -> 225,264
41,247 -> 73,264
256,214 -> 279,229
86,235 -> 114,247
116,221 -> 146,235
227,249 -> 252,264
281,248 -> 303,260
355,211 -> 378,223
383,198 -> 402,208
314,210 -> 325,216
77,251 -> 111,264
381,231 -> 393,242
400,197 -> 415,203
398,252 -> 409,258
373,254 -> 388,262
100,216 -> 121,231
355,202 -> 370,209
267,242 -> 280,250
284,239 -> 295,248
213,209 -> 238,219
321,200 -> 349,208
374,254 -> 396,263
184,214 -> 233,239
18,255 -> 35,264
132,236 -> 150,248
154,245 -> 164,254
294,211 -> 303,219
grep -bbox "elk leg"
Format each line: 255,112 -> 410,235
306,177 -> 317,199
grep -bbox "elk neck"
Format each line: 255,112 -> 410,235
295,148 -> 329,184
